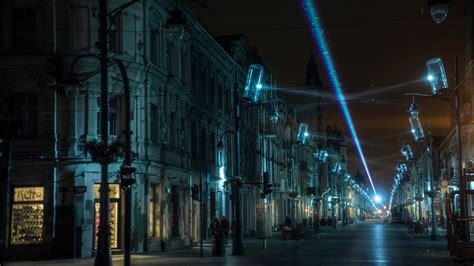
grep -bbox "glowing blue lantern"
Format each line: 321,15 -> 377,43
296,123 -> 309,144
316,149 -> 328,162
243,64 -> 265,103
344,174 -> 350,182
408,103 -> 425,143
400,163 -> 408,173
401,144 -> 414,161
426,58 -> 448,95
331,162 -> 342,174
396,161 -> 408,174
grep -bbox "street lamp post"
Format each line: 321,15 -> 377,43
62,55 -> 135,266
95,1 -> 111,264
426,128 -> 439,240
230,64 -> 265,255
406,57 -> 467,241
407,103 -> 438,240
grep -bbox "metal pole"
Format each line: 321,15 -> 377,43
0,117 -> 11,248
200,173 -> 203,258
411,162 -> 416,222
114,59 -> 133,266
427,128 -> 438,240
290,144 -> 295,222
232,80 -> 245,255
454,57 -> 469,241
94,0 -> 112,264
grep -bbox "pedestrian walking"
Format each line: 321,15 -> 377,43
220,216 -> 230,244
211,217 -> 224,256
327,217 -> 333,230
211,217 -> 220,241
320,217 -> 326,231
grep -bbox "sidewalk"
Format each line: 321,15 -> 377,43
2,231 -> 324,266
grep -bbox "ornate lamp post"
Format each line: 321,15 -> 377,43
406,57 -> 467,240
231,63 -> 265,255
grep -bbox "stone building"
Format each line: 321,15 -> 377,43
0,0 -> 285,260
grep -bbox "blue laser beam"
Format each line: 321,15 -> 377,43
301,0 -> 378,196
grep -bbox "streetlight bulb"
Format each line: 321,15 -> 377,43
256,84 -> 263,89
427,75 -> 434,81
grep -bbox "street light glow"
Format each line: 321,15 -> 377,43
427,75 -> 434,81
374,195 -> 382,203
301,0 -> 378,197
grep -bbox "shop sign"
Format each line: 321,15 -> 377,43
13,187 -> 44,202
94,184 -> 120,199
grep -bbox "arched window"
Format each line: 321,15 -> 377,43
200,127 -> 207,165
166,42 -> 175,75
150,29 -> 160,66
180,50 -> 189,85
10,93 -> 38,138
191,123 -> 198,160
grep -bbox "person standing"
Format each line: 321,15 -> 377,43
220,216 -> 230,244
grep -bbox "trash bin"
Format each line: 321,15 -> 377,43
212,230 -> 226,256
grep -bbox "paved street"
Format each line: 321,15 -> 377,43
3,221 -> 454,266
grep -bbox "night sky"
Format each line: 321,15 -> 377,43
191,0 -> 466,199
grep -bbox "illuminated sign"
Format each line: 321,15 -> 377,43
14,187 -> 44,202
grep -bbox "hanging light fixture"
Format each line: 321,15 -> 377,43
400,144 -> 414,161
331,162 -> 342,174
426,57 -> 449,94
269,109 -> 280,124
164,0 -> 188,40
426,0 -> 451,24
243,64 -> 265,103
313,148 -> 327,162
296,123 -> 309,144
408,102 -> 425,143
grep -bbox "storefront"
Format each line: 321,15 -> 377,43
10,186 -> 44,246
93,184 -> 120,249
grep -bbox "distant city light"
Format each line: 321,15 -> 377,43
256,83 -> 263,89
374,195 -> 382,203
301,0 -> 378,197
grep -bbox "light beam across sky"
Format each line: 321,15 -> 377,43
301,0 -> 378,196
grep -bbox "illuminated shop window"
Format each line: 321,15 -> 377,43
11,186 -> 44,245
93,184 -> 120,249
